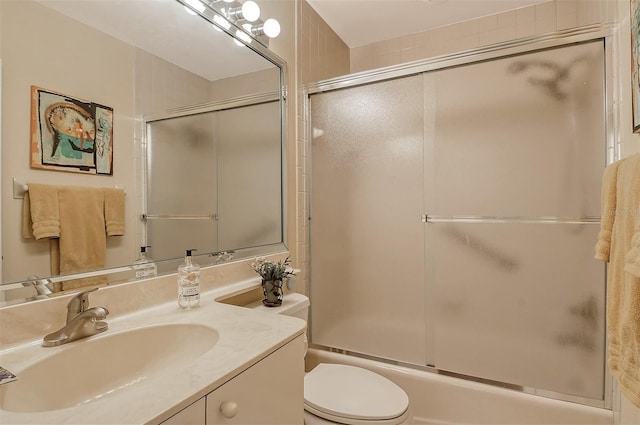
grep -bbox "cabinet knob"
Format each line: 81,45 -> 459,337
220,401 -> 239,418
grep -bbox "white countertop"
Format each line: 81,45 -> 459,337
0,285 -> 306,424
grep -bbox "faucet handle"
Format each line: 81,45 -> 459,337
66,287 -> 99,323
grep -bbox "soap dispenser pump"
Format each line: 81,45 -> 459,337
134,245 -> 157,279
178,249 -> 200,309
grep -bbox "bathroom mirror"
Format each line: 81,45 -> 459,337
0,0 -> 287,305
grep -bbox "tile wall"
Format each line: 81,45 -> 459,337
297,0 -> 350,85
350,1 -> 616,73
295,0 -> 350,293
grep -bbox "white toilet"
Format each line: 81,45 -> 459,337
252,293 -> 411,425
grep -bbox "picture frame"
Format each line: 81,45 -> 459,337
632,0 -> 640,133
30,86 -> 113,175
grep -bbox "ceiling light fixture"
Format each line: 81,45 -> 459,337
234,27 -> 253,45
184,0 -> 206,15
224,0 -> 280,40
241,1 -> 260,22
212,14 -> 231,31
252,18 -> 280,38
263,19 -> 280,38
181,0 -> 280,46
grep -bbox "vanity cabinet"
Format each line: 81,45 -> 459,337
161,398 -> 206,425
161,335 -> 304,425
206,334 -> 304,424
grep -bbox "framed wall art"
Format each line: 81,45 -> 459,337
30,86 -> 113,174
632,0 -> 640,133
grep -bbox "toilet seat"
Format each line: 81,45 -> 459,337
304,364 -> 409,424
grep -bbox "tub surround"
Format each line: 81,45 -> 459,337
0,253 -> 305,424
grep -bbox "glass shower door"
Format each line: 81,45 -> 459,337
309,39 -> 607,402
425,40 -> 606,399
310,75 -> 427,365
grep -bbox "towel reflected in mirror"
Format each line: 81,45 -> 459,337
22,184 -> 125,291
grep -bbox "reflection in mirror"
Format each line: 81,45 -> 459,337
0,0 -> 286,306
145,96 -> 282,274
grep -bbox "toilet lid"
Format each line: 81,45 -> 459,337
304,364 -> 409,421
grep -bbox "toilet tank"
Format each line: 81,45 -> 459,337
252,292 -> 309,322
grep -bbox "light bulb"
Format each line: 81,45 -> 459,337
213,14 -> 231,31
184,0 -> 205,14
235,29 -> 252,45
263,18 -> 280,38
241,1 -> 260,22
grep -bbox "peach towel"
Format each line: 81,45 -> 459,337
104,188 -> 125,236
594,159 -> 623,262
595,154 -> 640,408
625,226 -> 640,277
22,184 -> 126,290
22,183 -> 60,240
56,186 -> 107,289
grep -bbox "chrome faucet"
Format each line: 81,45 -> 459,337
22,275 -> 53,298
43,288 -> 109,347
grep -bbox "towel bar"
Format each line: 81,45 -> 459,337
422,215 -> 600,224
13,178 -> 126,199
141,214 -> 217,220
12,178 -> 28,199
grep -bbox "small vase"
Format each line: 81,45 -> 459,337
262,279 -> 283,307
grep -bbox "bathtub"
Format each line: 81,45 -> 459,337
305,348 -> 613,425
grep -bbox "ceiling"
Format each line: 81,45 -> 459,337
306,0 -> 549,48
36,0 -> 275,81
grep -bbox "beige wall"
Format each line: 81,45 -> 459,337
0,0 -> 137,283
298,0 -> 350,85
134,50 -> 214,114
208,68 -> 281,102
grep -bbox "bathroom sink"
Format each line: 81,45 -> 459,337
0,323 -> 219,413
216,286 -> 263,308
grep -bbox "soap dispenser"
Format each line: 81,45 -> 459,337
178,249 -> 200,309
134,245 -> 157,279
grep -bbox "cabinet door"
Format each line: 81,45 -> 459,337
206,336 -> 304,424
161,397 -> 206,425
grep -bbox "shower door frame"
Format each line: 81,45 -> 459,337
304,23 -> 618,410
